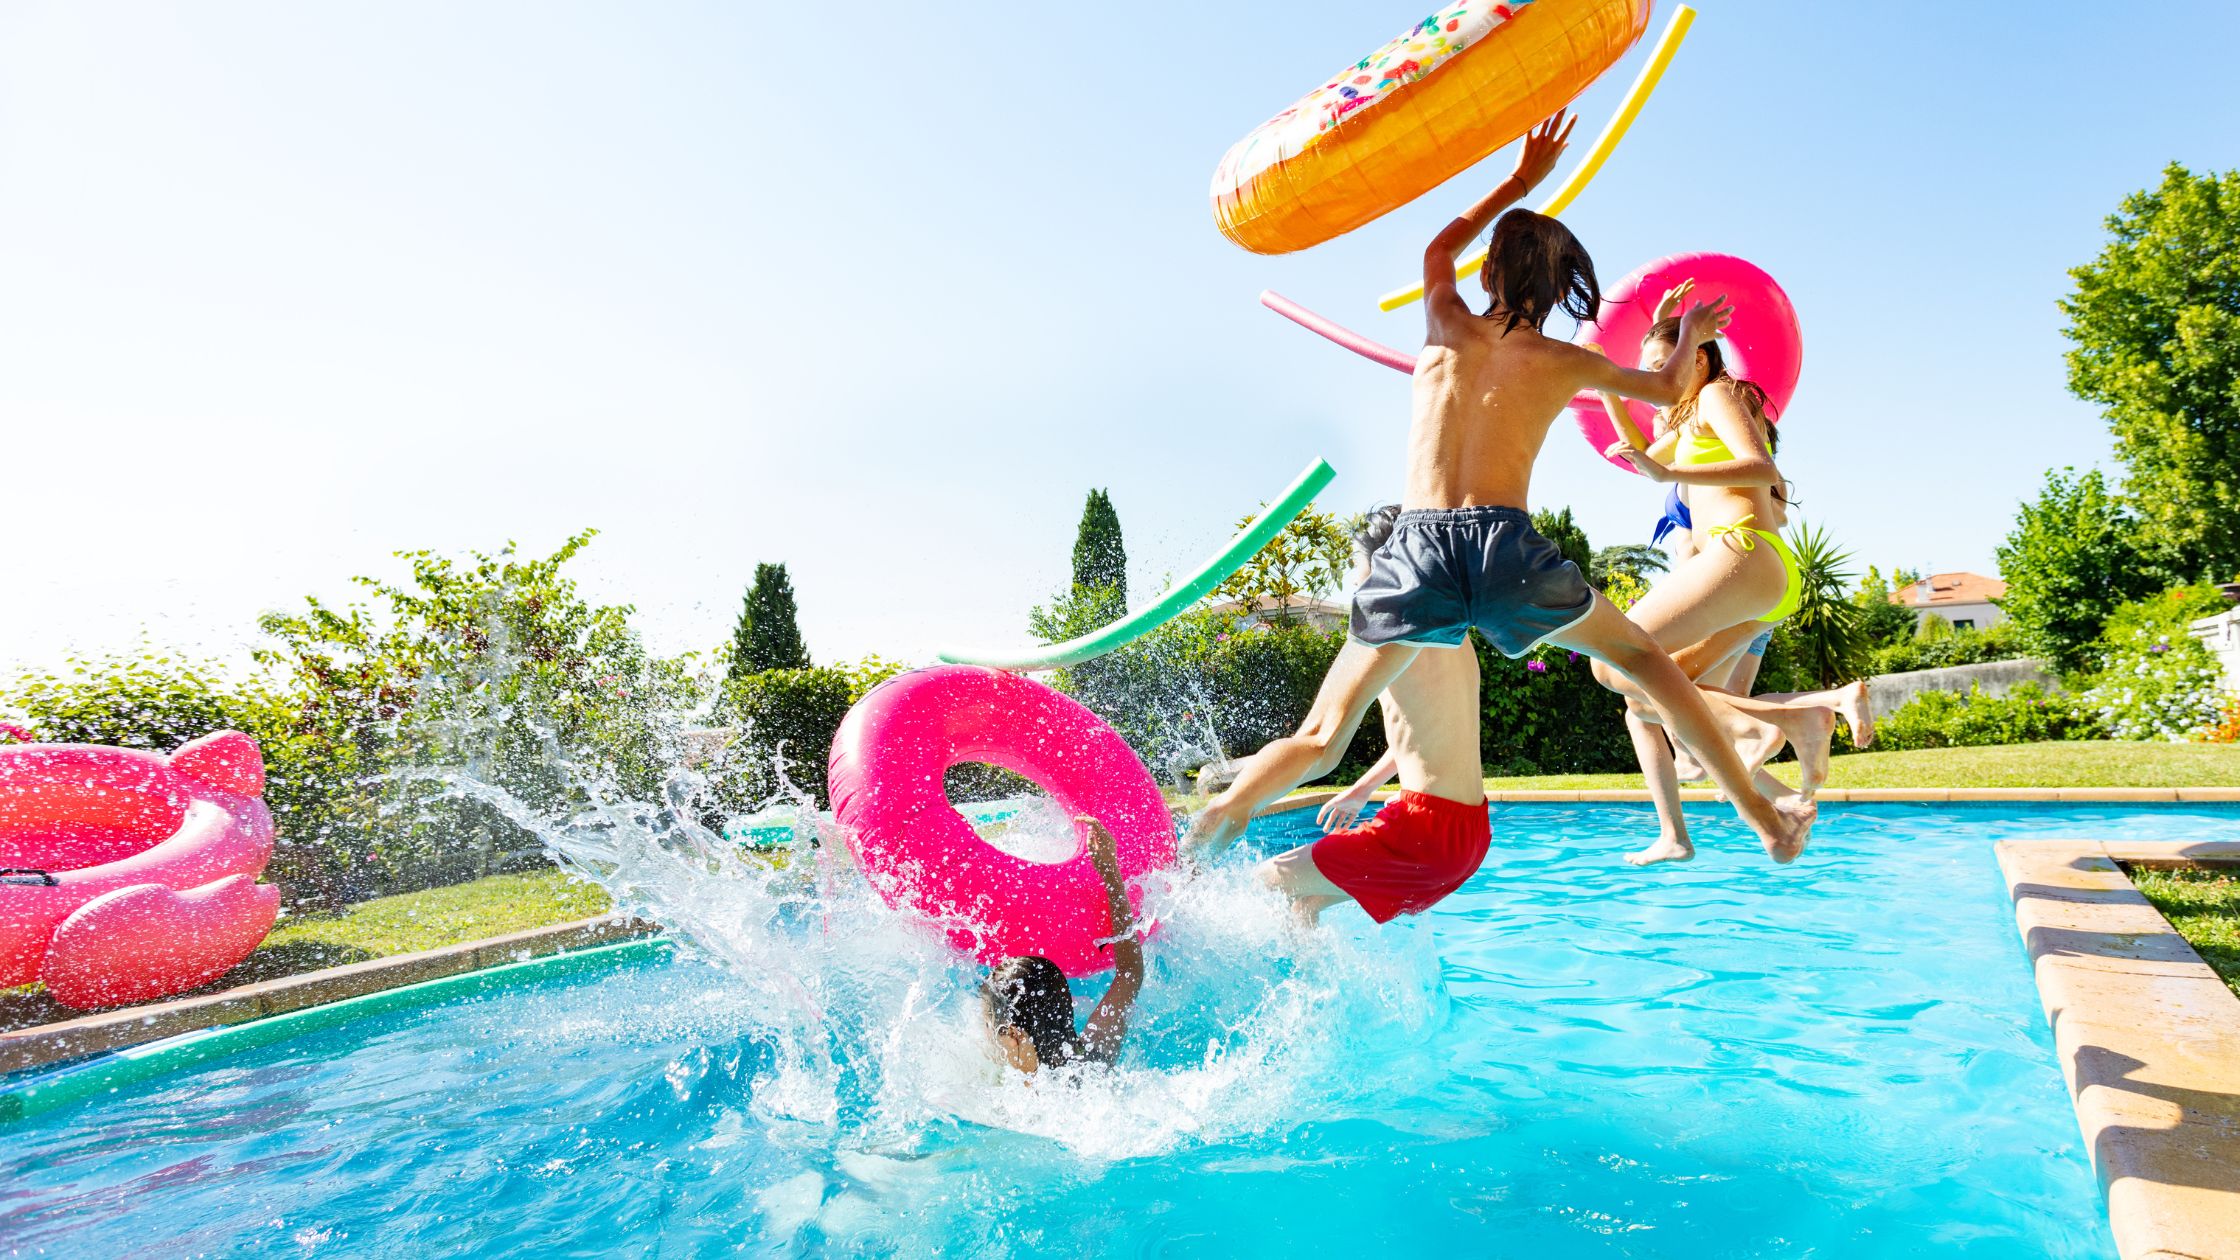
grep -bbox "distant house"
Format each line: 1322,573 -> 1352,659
1892,571 -> 2007,633
1200,593 -> 1348,633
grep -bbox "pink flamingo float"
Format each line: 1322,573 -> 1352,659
0,730 -> 280,1009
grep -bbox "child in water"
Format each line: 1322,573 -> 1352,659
981,818 -> 1144,1074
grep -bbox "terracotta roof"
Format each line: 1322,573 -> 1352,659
1892,571 -> 2006,606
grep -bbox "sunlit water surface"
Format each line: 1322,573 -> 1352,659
10,802 -> 2231,1257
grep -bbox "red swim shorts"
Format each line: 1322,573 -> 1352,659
1309,789 -> 1491,924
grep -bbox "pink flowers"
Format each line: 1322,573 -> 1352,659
1525,660 -> 1548,674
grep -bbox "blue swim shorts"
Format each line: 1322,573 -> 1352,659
1349,507 -> 1594,658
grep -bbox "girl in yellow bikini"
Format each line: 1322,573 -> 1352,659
1590,284 -> 1866,866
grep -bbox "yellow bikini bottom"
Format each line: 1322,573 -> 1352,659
1704,515 -> 1802,623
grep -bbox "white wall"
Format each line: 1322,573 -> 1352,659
2191,609 -> 2240,693
1913,601 -> 2005,632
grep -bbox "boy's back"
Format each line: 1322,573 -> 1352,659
1406,318 -> 1595,511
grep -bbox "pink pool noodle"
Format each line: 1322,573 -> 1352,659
1260,290 -> 1416,374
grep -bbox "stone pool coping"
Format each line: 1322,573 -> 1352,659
1994,839 -> 2240,1260
0,914 -> 656,1077
1265,787 -> 2240,811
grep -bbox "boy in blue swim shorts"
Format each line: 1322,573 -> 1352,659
1187,112 -> 1814,868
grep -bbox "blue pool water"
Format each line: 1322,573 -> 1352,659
8,803 -> 2235,1256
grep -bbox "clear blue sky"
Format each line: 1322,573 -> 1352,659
2,2 -> 2236,672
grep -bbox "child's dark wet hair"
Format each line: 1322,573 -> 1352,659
1352,504 -> 1402,567
984,956 -> 1080,1066
1479,209 -> 1601,333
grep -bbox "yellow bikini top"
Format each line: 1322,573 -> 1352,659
1674,428 -> 1737,466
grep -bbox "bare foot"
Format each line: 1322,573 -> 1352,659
1671,747 -> 1707,783
1791,706 -> 1836,797
1837,680 -> 1875,749
1625,833 -> 1695,866
1765,794 -> 1817,863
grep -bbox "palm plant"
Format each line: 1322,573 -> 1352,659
1782,522 -> 1869,687
1590,543 -> 1670,590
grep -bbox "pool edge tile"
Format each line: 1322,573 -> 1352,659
0,916 -> 656,1076
1996,839 -> 2240,1260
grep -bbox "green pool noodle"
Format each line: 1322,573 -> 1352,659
938,458 -> 1338,672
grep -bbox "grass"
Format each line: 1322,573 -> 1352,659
1450,741 -> 2240,793
1,867 -> 612,1033
2131,866 -> 2240,997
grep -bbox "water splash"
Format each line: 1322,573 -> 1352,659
383,620 -> 1448,1167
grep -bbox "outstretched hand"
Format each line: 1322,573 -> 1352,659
1315,787 -> 1372,834
1678,294 -> 1734,344
1605,440 -> 1674,482
1080,816 -> 1119,870
1651,279 -> 1696,325
1512,111 -> 1577,190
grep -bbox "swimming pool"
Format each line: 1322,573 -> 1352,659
8,803 -> 2233,1256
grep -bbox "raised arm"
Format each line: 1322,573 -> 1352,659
1569,296 -> 1734,407
1421,112 -> 1576,326
1078,818 -> 1144,1062
1607,382 -> 1783,487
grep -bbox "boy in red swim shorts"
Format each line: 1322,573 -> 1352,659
1251,508 -> 1492,924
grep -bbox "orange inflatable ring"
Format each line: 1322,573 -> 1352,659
1212,0 -> 1653,255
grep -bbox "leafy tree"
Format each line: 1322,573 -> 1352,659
2061,164 -> 2240,578
257,530 -> 698,902
1590,543 -> 1667,591
1778,522 -> 1867,689
1071,489 -> 1128,605
729,562 -> 810,683
1995,467 -> 2159,671
1211,505 -> 1353,618
1530,507 -> 1593,574
1853,566 -> 1921,650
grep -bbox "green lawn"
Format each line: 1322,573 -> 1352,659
2,867 -> 613,1032
2131,866 -> 2240,996
1465,741 -> 2240,792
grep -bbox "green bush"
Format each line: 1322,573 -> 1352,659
2,651 -> 367,905
2092,583 -> 2231,653
1872,683 -> 2106,751
2074,584 -> 2233,742
720,666 -> 855,806
1867,619 -> 2030,675
252,531 -> 705,904
1475,639 -> 1633,775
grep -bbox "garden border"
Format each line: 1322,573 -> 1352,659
1994,838 -> 2240,1260
0,914 -> 655,1079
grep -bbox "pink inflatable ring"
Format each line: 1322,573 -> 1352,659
0,731 -> 279,1009
1570,251 -> 1804,473
827,666 -> 1173,977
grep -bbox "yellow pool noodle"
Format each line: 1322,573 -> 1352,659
1376,4 -> 1696,313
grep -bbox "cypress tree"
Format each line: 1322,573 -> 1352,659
728,562 -> 810,684
1070,489 -> 1127,603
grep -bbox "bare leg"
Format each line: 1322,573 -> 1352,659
1690,690 -> 1836,795
1757,680 -> 1875,749
1622,704 -> 1693,865
1257,844 -> 1351,924
1549,596 -> 1812,862
1670,630 -> 1836,798
1183,641 -> 1419,857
